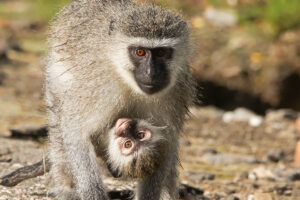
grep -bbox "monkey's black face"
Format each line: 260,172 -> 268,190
128,46 -> 173,94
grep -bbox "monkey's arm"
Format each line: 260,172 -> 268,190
62,129 -> 109,200
0,157 -> 50,187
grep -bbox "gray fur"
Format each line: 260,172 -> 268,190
46,0 -> 195,199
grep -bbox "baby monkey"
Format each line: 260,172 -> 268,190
107,118 -> 167,179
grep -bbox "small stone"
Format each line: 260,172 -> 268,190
201,152 -> 258,165
225,187 -> 236,195
284,190 -> 292,196
249,116 -> 263,127
184,171 -> 215,183
226,195 -> 239,200
204,7 -> 237,27
252,183 -> 259,189
273,184 -> 292,195
266,149 -> 285,163
222,108 -> 263,127
247,194 -> 254,200
234,171 -> 248,182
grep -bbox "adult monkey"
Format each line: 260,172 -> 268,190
46,0 -> 196,199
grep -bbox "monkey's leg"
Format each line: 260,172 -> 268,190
164,163 -> 179,200
49,128 -> 80,200
61,125 -> 108,200
135,146 -> 179,200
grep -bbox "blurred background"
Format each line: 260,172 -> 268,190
0,0 -> 300,199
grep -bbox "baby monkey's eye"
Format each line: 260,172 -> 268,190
124,141 -> 133,149
137,131 -> 145,140
136,48 -> 146,57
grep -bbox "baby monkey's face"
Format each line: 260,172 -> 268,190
115,118 -> 152,156
108,118 -> 167,178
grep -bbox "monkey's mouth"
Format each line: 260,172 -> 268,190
138,82 -> 167,94
140,83 -> 155,88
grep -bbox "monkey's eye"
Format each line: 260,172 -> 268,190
137,131 -> 145,140
124,141 -> 133,149
136,49 -> 146,57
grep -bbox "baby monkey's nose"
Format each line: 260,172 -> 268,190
115,118 -> 132,136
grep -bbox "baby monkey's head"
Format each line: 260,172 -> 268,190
107,118 -> 167,179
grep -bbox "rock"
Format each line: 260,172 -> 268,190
273,184 -> 292,196
184,171 -> 215,183
226,196 -> 239,200
247,194 -> 254,200
250,166 -> 300,181
234,171 -> 248,182
201,152 -> 258,165
204,8 -> 237,27
201,148 -> 218,155
266,149 -> 285,163
222,108 -> 263,127
265,109 -> 299,122
179,182 -> 204,199
225,186 -> 236,195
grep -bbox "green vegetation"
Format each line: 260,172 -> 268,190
239,0 -> 300,35
33,0 -> 71,21
265,0 -> 300,33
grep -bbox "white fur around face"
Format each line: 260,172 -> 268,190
107,120 -> 167,173
107,129 -> 135,173
47,51 -> 74,92
109,34 -> 187,96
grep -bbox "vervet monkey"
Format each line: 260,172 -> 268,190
46,0 -> 195,199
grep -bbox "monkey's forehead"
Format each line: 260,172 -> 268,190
116,5 -> 189,39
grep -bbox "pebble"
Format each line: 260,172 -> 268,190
273,184 -> 292,195
226,196 -> 239,200
247,194 -> 254,200
266,149 -> 285,162
201,152 -> 258,165
234,171 -> 248,182
204,8 -> 237,27
222,108 -> 263,127
250,166 -> 300,181
184,171 -> 215,183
